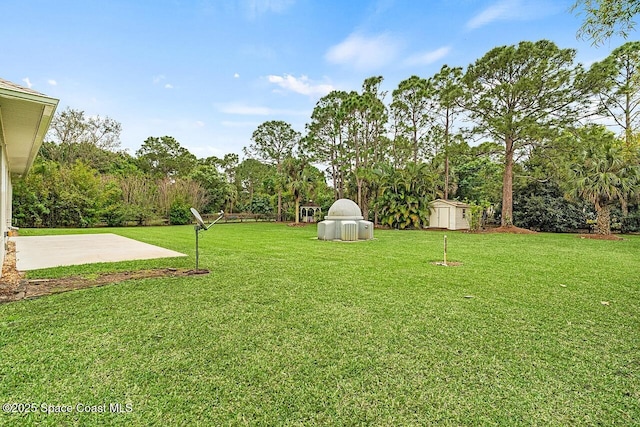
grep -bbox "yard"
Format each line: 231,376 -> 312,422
1,223 -> 639,425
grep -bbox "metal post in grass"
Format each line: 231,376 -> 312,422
190,208 -> 224,273
443,235 -> 448,267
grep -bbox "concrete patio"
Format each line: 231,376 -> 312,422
10,234 -> 186,271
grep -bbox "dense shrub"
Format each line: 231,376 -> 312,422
376,163 -> 433,229
249,195 -> 273,215
168,200 -> 192,225
512,181 -> 588,232
622,210 -> 640,233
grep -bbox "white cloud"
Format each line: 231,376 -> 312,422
266,74 -> 333,97
466,0 -> 560,30
195,120 -> 205,127
164,83 -> 174,89
48,79 -> 57,86
22,77 -> 33,88
404,46 -> 451,67
152,74 -> 165,84
234,73 -> 240,78
325,32 -> 401,70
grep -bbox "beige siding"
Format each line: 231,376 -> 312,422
428,200 -> 470,230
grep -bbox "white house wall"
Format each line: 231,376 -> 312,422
0,142 -> 8,268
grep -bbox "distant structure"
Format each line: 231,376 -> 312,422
317,199 -> 373,241
428,199 -> 470,230
300,202 -> 322,223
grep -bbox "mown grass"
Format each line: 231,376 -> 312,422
1,224 -> 639,425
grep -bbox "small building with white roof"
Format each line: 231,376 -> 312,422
428,199 -> 470,230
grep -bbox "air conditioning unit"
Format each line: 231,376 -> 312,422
341,221 -> 358,241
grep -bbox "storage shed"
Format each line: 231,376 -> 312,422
428,199 -> 470,230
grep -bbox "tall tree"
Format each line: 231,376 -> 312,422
569,126 -> 639,234
462,40 -> 588,226
390,75 -> 433,164
42,107 -> 123,170
283,156 -> 320,223
245,121 -> 299,221
305,90 -> 351,199
347,77 -> 389,219
572,0 -> 640,45
135,136 -> 197,178
235,158 -> 275,206
588,41 -> 640,151
431,65 -> 464,199
189,164 -> 230,213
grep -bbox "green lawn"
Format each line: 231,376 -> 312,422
1,224 -> 639,426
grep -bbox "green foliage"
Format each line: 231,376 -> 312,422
465,201 -> 489,231
99,179 -> 126,227
305,90 -> 351,198
249,195 -> 273,215
390,75 -> 433,163
157,178 -> 208,220
587,41 -> 640,149
12,44 -> 640,234
245,121 -> 299,167
455,156 -> 503,204
117,173 -> 158,225
568,125 -> 640,234
513,181 -> 588,232
189,164 -> 229,213
622,206 -> 640,232
572,0 -> 640,44
168,200 -> 192,225
245,120 -> 300,221
13,160 -> 104,228
135,136 -> 197,178
463,39 -> 588,226
42,107 -> 124,171
376,162 -> 433,229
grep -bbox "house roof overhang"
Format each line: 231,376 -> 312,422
0,78 -> 59,177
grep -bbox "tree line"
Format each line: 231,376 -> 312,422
13,39 -> 640,235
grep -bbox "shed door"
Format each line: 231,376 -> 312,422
436,207 -> 449,228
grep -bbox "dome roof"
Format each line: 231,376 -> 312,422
326,199 -> 363,219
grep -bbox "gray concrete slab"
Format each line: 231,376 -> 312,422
11,233 -> 186,271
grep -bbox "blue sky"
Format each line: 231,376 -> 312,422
2,0 -> 632,159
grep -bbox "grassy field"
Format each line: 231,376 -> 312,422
1,224 -> 639,425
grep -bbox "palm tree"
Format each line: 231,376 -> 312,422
283,156 -> 318,223
571,128 -> 639,234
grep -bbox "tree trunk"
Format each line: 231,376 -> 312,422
625,89 -> 632,150
444,107 -> 450,200
501,140 -> 514,227
444,156 -> 449,200
596,203 -> 611,235
295,197 -> 300,224
276,160 -> 284,222
277,190 -> 282,222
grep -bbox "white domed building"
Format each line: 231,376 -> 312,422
317,199 -> 374,241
